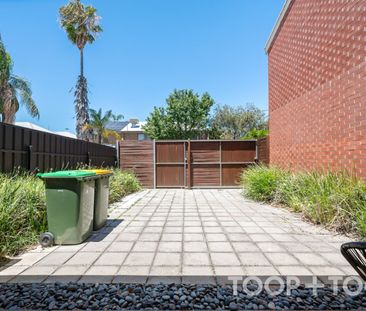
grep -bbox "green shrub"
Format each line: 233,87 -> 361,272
109,169 -> 141,203
241,165 -> 366,238
242,128 -> 269,139
0,173 -> 47,257
241,165 -> 288,201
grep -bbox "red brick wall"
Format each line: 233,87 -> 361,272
268,0 -> 366,177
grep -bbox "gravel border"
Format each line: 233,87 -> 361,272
1,283 -> 365,310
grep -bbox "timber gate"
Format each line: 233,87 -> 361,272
120,139 -> 260,188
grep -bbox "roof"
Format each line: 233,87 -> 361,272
265,0 -> 294,54
15,122 -> 77,139
15,122 -> 53,133
121,121 -> 146,132
105,121 -> 129,131
54,131 -> 77,139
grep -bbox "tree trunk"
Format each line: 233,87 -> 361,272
80,48 -> 84,78
2,87 -> 15,124
75,48 -> 91,141
3,112 -> 14,124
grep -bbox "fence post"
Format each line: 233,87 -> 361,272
153,140 -> 156,189
219,141 -> 222,186
86,152 -> 91,166
28,145 -> 33,171
187,140 -> 191,189
116,140 -> 120,168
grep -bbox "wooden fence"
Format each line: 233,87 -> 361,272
0,122 -> 117,173
257,136 -> 269,164
119,140 -> 154,188
120,138 -> 269,188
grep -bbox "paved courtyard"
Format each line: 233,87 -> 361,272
0,189 -> 355,284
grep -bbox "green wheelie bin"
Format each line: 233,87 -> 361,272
81,169 -> 113,230
37,170 -> 97,246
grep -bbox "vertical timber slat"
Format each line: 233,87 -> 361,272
187,140 -> 191,189
0,122 -> 116,173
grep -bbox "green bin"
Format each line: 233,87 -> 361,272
37,170 -> 97,246
81,170 -> 113,230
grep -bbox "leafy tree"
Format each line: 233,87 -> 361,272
143,107 -> 167,140
0,36 -> 39,123
59,0 -> 102,140
242,128 -> 269,139
143,89 -> 215,140
83,108 -> 123,144
211,104 -> 267,139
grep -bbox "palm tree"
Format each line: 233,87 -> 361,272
0,36 -> 39,123
59,0 -> 102,140
83,108 -> 123,144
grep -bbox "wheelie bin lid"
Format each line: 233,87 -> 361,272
37,170 -> 97,179
80,169 -> 113,176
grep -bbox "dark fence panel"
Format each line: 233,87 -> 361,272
119,140 -> 154,188
0,123 -> 117,173
257,136 -> 269,164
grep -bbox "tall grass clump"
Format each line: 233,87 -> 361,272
0,173 -> 47,257
109,169 -> 141,203
241,165 -> 289,201
241,165 -> 366,238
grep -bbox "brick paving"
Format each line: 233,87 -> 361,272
0,189 -> 355,284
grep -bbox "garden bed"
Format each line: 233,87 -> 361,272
241,165 -> 366,238
0,169 -> 140,259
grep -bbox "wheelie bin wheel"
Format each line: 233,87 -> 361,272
39,232 -> 54,247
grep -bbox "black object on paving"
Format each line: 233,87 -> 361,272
341,242 -> 366,281
1,283 -> 366,310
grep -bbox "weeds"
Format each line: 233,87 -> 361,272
241,165 -> 366,238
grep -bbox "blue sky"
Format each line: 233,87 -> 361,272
1,0 -> 284,133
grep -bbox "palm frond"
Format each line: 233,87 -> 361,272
0,37 -> 11,81
83,107 -> 123,143
101,110 -> 113,123
88,108 -> 98,118
82,123 -> 93,132
102,129 -> 121,140
59,0 -> 102,49
9,75 -> 31,95
112,113 -> 123,121
0,36 -> 38,123
9,75 -> 39,118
